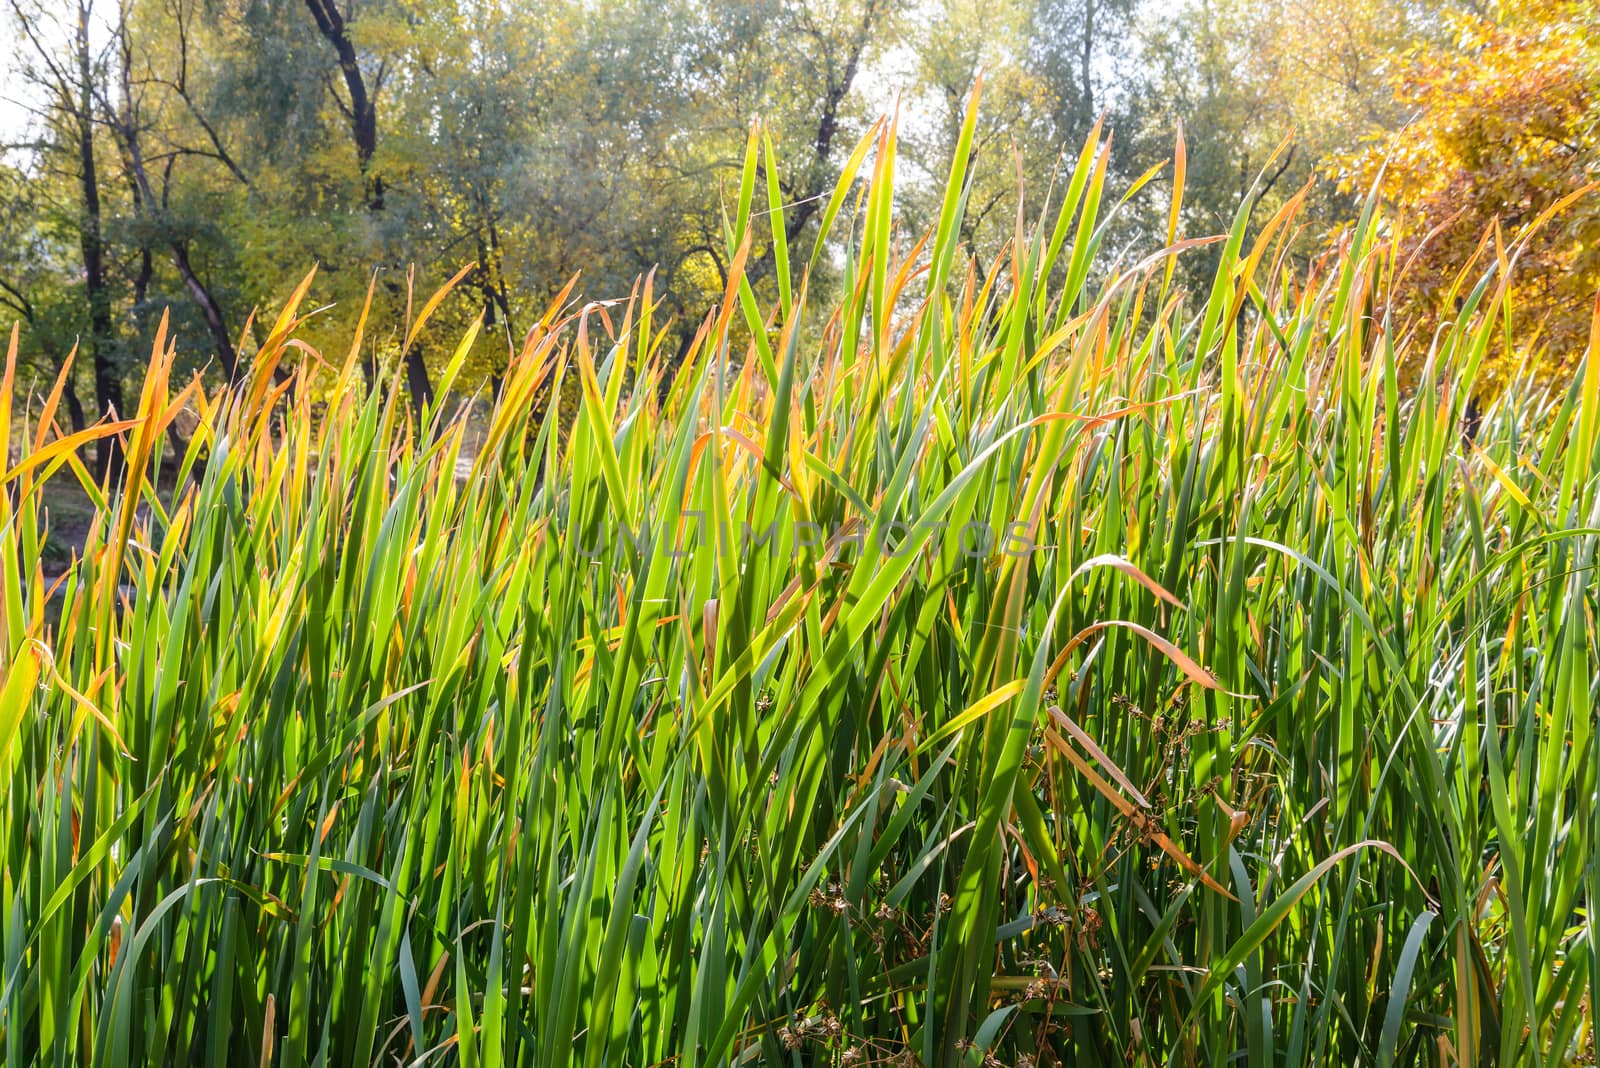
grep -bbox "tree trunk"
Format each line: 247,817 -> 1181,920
405,350 -> 435,409
1080,0 -> 1096,128
61,376 -> 87,432
172,242 -> 238,378
780,0 -> 882,247
306,0 -> 435,412
76,3 -> 123,480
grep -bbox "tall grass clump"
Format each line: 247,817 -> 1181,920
2,94 -> 1599,1067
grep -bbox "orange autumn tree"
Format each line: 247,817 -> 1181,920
1337,0 -> 1600,390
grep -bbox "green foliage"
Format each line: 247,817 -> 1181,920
6,0 -> 1593,420
2,104 -> 1598,1067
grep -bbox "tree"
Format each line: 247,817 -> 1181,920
1132,0 -> 1443,292
1336,0 -> 1600,387
102,0 -> 244,376
301,0 -> 439,407
0,162 -> 90,429
8,0 -> 126,474
9,0 -> 1589,423
891,0 -> 1166,306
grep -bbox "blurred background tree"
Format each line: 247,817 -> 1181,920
1,0 -> 1594,427
1335,0 -> 1600,389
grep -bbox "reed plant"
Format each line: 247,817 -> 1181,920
2,93 -> 1598,1066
